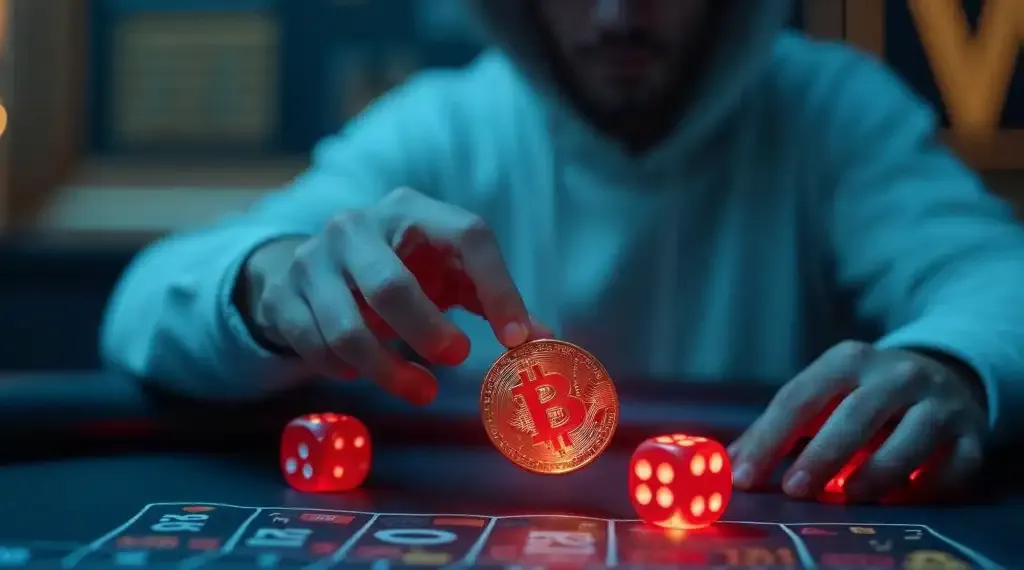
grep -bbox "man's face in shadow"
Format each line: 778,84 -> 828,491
536,0 -> 712,121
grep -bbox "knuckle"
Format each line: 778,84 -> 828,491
292,238 -> 317,260
382,186 -> 421,206
773,382 -> 809,414
289,330 -> 323,353
287,249 -> 317,286
843,395 -> 875,421
457,215 -> 496,247
329,326 -> 376,357
253,292 -> 282,325
960,442 -> 984,471
897,359 -> 926,381
831,340 -> 872,367
889,362 -> 925,391
363,273 -> 419,308
918,401 -> 957,432
274,317 -> 310,348
936,400 -> 966,424
325,210 -> 369,237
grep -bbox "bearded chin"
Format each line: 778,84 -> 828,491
600,86 -> 664,123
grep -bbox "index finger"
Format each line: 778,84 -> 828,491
730,341 -> 867,489
375,188 -> 531,348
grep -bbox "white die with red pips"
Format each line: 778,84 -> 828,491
280,413 -> 372,493
629,434 -> 733,529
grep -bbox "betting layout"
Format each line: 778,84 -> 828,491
1,502 -> 993,569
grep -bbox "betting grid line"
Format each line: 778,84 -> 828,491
302,513 -> 380,570
605,519 -> 618,567
776,522 -> 1004,570
445,516 -> 498,569
59,503 -> 155,568
772,522 -> 1004,570
177,507 -> 264,570
923,526 -> 1004,570
111,505 -> 1007,570
0,541 -> 82,549
775,522 -> 818,569
92,504 -> 997,528
143,502 -> 623,521
184,506 -> 383,570
191,507 -> 502,570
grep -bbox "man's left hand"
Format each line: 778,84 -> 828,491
727,341 -> 988,503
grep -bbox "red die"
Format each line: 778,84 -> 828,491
280,413 -> 371,493
629,434 -> 732,529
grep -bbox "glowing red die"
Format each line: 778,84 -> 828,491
629,434 -> 732,529
280,413 -> 371,493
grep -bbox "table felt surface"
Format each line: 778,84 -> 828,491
0,448 -> 1019,566
0,373 -> 1019,567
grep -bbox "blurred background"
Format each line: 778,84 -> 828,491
0,0 -> 1020,372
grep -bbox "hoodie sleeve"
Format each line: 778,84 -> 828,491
816,48 -> 1024,443
100,73 -> 456,400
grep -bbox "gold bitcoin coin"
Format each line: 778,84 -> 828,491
480,339 -> 619,474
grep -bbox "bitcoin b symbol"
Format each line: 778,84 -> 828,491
511,364 -> 587,452
482,340 -> 619,474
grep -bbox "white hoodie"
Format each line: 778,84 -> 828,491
102,0 -> 1024,441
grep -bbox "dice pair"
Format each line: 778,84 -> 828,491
629,434 -> 732,530
280,413 -> 372,493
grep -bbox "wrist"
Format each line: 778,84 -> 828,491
904,347 -> 988,413
233,235 -> 310,354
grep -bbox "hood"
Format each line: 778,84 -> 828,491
467,0 -> 794,155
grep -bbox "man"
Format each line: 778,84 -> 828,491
101,0 -> 1024,503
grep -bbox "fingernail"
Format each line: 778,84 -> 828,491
727,444 -> 738,459
733,463 -> 754,489
502,322 -> 529,347
784,470 -> 811,498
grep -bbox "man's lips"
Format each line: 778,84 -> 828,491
595,46 -> 658,76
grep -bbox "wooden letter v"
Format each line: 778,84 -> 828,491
909,0 -> 1024,137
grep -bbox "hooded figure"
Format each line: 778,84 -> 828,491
103,0 -> 1024,502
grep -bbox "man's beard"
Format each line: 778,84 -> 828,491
534,4 -> 728,152
599,82 -> 681,125
544,46 -> 715,152
600,84 -> 690,151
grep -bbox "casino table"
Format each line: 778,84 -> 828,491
0,372 -> 1018,569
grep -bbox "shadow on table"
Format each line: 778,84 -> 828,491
0,371 -> 1019,503
0,370 -> 771,448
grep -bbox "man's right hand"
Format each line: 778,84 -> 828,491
237,187 -> 542,406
